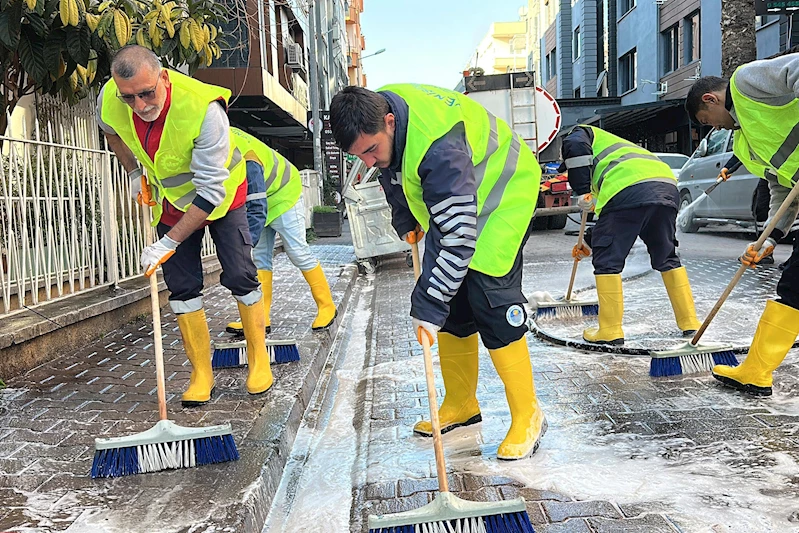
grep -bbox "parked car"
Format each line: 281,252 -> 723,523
654,152 -> 690,178
675,128 -> 793,234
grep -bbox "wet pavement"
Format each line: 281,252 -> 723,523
3,220 -> 799,532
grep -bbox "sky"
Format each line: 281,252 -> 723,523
359,0 -> 527,90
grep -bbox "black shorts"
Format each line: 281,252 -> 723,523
442,240 -> 529,350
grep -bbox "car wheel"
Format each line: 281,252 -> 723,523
531,197 -> 548,231
678,192 -> 701,233
547,213 -> 568,230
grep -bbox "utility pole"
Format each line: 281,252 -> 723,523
307,0 -> 324,174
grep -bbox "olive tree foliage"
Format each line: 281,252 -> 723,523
0,0 -> 227,138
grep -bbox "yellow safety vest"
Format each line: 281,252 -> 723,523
100,70 -> 245,225
230,128 -> 303,226
378,83 -> 540,277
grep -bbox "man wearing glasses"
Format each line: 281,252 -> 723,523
96,45 -> 274,406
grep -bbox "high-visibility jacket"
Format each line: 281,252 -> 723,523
230,128 -> 302,226
378,83 -> 540,277
730,68 -> 799,188
100,70 -> 245,224
577,125 -> 676,215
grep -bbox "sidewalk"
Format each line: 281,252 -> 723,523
351,231 -> 799,532
0,243 -> 357,533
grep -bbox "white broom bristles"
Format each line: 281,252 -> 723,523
137,439 -> 197,473
415,517 -> 486,533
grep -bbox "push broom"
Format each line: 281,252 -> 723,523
368,241 -> 535,533
212,338 -> 300,368
534,209 -> 599,320
91,203 -> 239,478
650,175 -> 799,377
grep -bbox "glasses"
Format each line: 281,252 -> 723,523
116,75 -> 161,105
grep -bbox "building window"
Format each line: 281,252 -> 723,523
573,26 -> 582,61
619,48 -> 637,94
619,0 -> 635,17
685,11 -> 700,64
574,87 -> 581,98
546,48 -> 557,80
662,24 -> 678,74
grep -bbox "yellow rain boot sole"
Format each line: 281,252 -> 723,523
413,411 -> 483,437
582,326 -> 624,345
712,367 -> 772,396
497,413 -> 548,461
225,321 -> 271,336
181,386 -> 216,407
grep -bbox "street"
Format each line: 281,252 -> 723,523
2,220 -> 799,532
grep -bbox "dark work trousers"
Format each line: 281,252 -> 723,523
442,228 -> 531,350
591,204 -> 682,275
777,236 -> 799,310
157,206 -> 259,303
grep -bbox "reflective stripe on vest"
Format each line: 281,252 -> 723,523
582,125 -> 676,214
730,69 -> 799,188
378,83 -> 539,277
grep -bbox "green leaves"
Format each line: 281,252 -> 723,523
65,22 -> 89,65
18,27 -> 47,82
0,0 -> 22,48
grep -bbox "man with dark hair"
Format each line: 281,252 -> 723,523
686,54 -> 799,396
329,84 -> 546,460
97,45 -> 275,406
561,126 -> 702,345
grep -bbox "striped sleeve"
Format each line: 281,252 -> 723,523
411,123 -> 477,327
561,126 -> 594,195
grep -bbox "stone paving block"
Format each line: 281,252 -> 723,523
542,500 -> 623,522
533,518 -> 594,532
587,514 -> 677,532
365,481 -> 397,500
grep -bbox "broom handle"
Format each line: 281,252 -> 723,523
141,204 -> 169,421
565,210 -> 588,301
410,242 -> 449,493
692,177 -> 799,345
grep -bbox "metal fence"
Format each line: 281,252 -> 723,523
0,95 -> 215,317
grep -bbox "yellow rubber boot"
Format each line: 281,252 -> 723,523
302,263 -> 337,330
661,266 -> 702,336
489,337 -> 547,460
413,333 -> 482,436
238,297 -> 274,394
226,270 -> 273,336
713,300 -> 799,396
583,274 -> 624,345
177,309 -> 215,407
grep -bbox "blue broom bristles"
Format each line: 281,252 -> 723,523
649,356 -> 685,377
271,344 -> 300,364
580,304 -> 599,316
212,347 -> 245,368
368,511 -> 535,533
91,434 -> 239,478
712,350 -> 739,367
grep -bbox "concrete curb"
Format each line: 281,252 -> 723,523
212,263 -> 359,532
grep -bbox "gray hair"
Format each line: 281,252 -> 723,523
111,45 -> 162,79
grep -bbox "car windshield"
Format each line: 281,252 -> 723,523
658,154 -> 689,169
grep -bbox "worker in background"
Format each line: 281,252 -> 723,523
686,52 -> 799,396
329,85 -> 546,461
562,125 -> 702,345
97,45 -> 273,406
225,128 -> 337,336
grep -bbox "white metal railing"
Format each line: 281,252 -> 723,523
0,95 -> 216,317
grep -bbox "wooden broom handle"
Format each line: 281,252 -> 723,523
565,210 -> 588,302
692,177 -> 799,345
410,241 -> 449,492
141,204 -> 168,421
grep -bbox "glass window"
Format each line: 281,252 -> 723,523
706,129 -> 728,156
685,11 -> 700,64
573,26 -> 582,61
619,49 -> 637,93
619,0 -> 635,17
662,25 -> 678,74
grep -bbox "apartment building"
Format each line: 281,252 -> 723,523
195,0 -> 351,167
346,0 -> 367,86
533,0 -> 790,157
465,19 -> 529,75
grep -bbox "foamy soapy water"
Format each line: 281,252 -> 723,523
677,192 -> 709,228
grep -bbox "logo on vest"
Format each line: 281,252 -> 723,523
159,154 -> 186,175
506,305 -> 525,328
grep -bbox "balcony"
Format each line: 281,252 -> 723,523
346,5 -> 357,23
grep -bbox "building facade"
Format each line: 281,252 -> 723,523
531,0 -> 791,158
346,0 -> 368,86
465,19 -> 529,75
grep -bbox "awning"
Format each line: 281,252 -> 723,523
586,99 -> 686,131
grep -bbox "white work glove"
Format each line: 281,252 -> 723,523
740,237 -> 776,268
128,168 -> 144,201
141,235 -> 180,277
577,193 -> 595,212
412,318 -> 440,346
